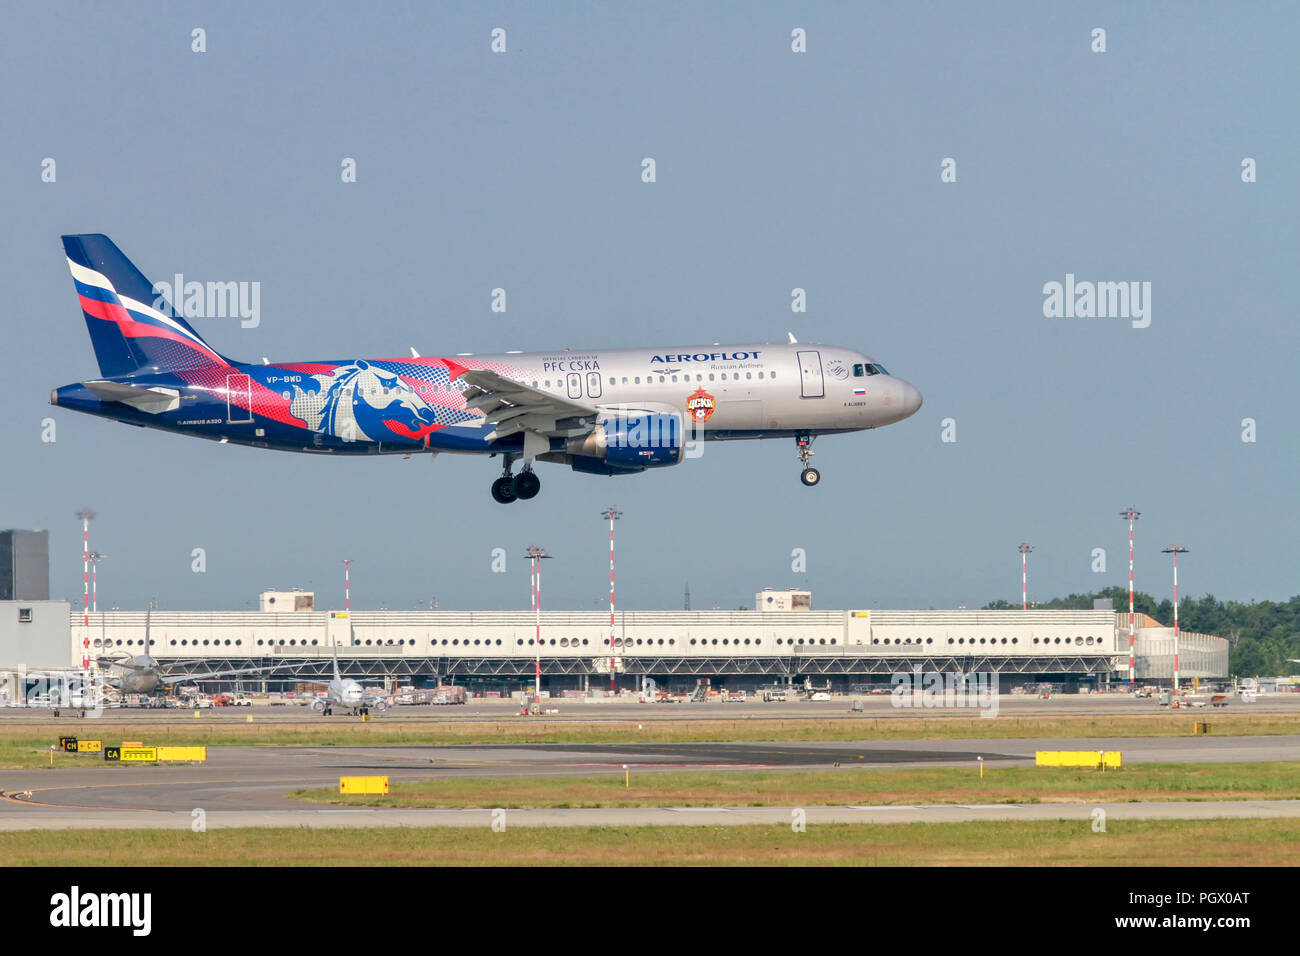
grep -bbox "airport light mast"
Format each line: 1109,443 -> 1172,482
74,508 -> 95,669
1161,546 -> 1189,694
1120,508 -> 1141,684
1018,543 -> 1033,610
343,559 -> 351,613
601,507 -> 622,694
524,546 -> 552,709
88,552 -> 105,612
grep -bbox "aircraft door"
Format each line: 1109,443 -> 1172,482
226,373 -> 253,423
586,371 -> 602,398
797,350 -> 825,398
567,372 -> 582,399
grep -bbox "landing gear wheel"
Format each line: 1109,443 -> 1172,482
795,433 -> 818,486
491,475 -> 517,504
512,470 -> 541,500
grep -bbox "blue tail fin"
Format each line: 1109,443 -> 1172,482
62,234 -> 230,376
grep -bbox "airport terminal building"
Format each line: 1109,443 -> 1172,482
52,599 -> 1229,693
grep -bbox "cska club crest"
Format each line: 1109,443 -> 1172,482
686,387 -> 716,423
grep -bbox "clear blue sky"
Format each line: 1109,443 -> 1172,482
2,2 -> 1296,612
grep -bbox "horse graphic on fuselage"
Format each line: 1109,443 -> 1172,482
290,361 -> 439,443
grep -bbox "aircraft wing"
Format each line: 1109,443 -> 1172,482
83,380 -> 181,414
459,369 -> 598,442
0,666 -> 90,679
98,655 -> 149,670
157,665 -> 278,685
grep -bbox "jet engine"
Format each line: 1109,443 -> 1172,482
543,407 -> 687,475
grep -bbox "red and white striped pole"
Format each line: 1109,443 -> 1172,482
524,546 -> 551,709
602,507 -> 622,694
89,552 -> 104,612
1163,546 -> 1189,694
531,553 -> 538,703
1120,508 -> 1141,684
1018,543 -> 1033,610
74,509 -> 95,669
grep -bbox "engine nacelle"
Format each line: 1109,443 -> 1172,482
558,411 -> 685,474
604,412 -> 684,467
311,698 -> 327,712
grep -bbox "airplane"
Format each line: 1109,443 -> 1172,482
52,234 -> 923,502
97,608 -> 272,696
307,640 -> 391,716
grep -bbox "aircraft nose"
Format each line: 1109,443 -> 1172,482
899,380 -> 922,419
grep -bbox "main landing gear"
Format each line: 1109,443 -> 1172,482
491,456 -> 542,504
491,474 -> 516,504
796,434 -> 820,487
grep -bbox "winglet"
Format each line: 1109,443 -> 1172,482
787,332 -> 798,344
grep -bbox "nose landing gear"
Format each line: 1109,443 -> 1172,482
796,434 -> 820,487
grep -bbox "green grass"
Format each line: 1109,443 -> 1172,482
291,762 -> 1300,809
4,818 -> 1299,865
3,713 -> 1297,768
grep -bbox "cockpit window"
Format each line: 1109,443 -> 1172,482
855,363 -> 891,376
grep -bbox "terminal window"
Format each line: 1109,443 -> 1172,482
17,607 -> 31,623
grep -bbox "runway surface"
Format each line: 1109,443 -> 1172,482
1,735 -> 1297,826
1,800 -> 1299,830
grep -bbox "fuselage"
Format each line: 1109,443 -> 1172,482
52,342 -> 922,456
110,656 -> 164,694
329,678 -> 365,705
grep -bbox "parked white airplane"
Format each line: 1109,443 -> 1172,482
309,641 -> 391,716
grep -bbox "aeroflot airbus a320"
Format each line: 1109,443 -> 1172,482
52,235 -> 922,502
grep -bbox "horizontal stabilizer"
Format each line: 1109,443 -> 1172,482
84,380 -> 181,414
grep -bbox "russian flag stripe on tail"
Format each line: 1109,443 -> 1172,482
62,234 -> 230,376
